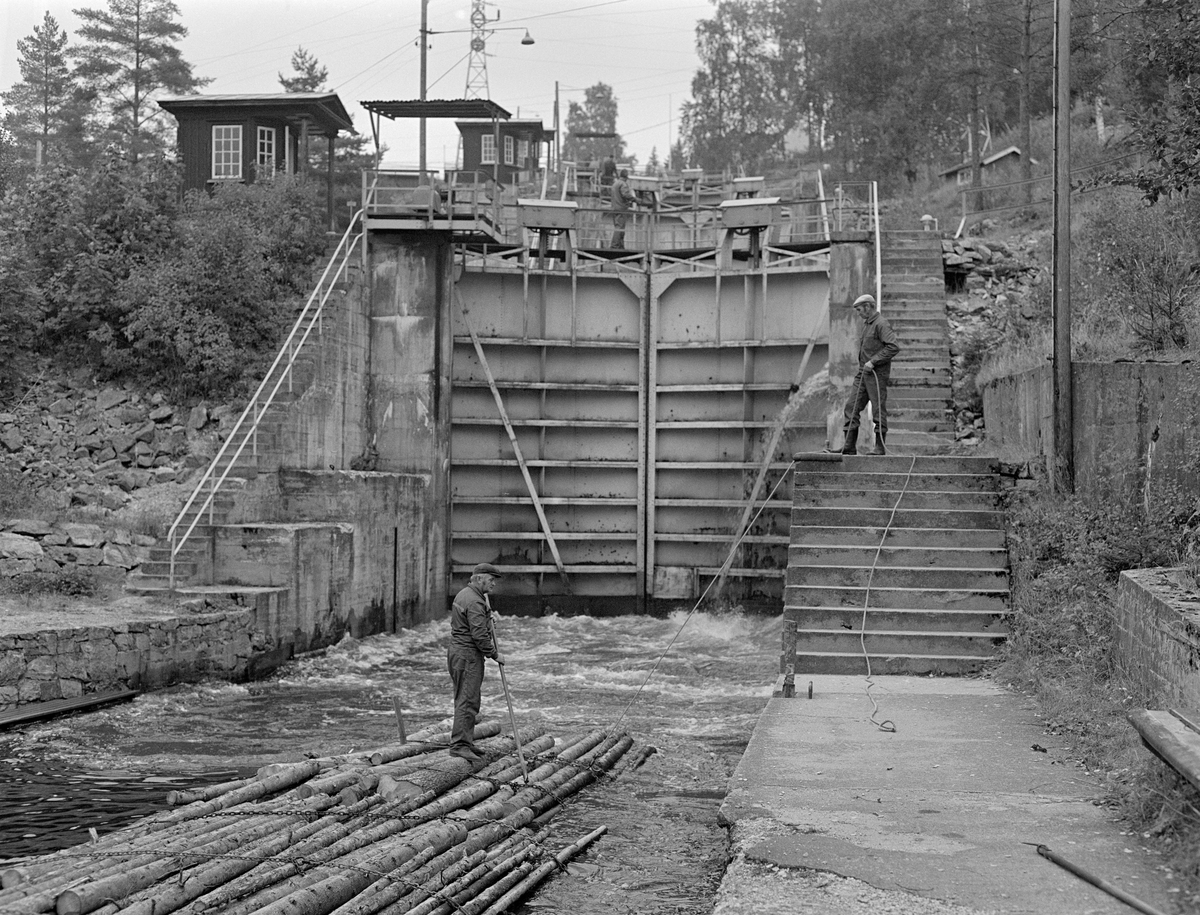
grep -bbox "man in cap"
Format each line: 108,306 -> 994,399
447,562 -> 505,762
839,293 -> 901,455
609,168 -> 637,249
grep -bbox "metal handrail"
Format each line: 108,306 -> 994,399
872,180 -> 882,307
167,211 -> 366,590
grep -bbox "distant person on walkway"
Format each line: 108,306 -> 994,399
610,169 -> 637,249
599,155 -> 617,190
840,293 -> 901,455
447,563 -> 505,763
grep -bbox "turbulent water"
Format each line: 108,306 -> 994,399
0,610 -> 782,914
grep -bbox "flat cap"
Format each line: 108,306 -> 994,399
472,562 -> 503,577
851,293 -> 876,308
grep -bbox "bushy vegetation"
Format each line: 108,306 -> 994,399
0,155 -> 327,400
1001,489 -> 1200,900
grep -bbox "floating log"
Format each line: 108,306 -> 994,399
478,825 -> 608,915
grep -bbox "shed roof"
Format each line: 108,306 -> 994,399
938,145 -> 1024,177
361,99 -> 512,121
157,92 -> 356,136
455,118 -> 554,141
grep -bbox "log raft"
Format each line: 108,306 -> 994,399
0,723 -> 632,915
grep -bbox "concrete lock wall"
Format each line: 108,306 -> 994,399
281,259 -> 373,471
982,362 -> 1200,501
1115,569 -> 1200,708
366,231 -> 452,615
827,239 -> 876,388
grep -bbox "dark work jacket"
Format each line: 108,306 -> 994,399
857,311 -> 901,367
449,584 -> 498,659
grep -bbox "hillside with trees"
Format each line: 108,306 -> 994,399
679,0 -> 1200,203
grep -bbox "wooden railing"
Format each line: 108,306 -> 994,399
166,213 -> 365,590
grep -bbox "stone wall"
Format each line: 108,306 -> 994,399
0,608 -> 264,707
981,362 -> 1199,501
1114,569 -> 1200,708
0,521 -> 154,579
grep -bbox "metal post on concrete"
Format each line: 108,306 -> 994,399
1051,0 -> 1074,493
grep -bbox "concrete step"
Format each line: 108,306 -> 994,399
886,419 -> 956,434
796,629 -> 1008,658
788,563 -> 1009,591
785,584 -> 1009,612
790,544 -> 1008,569
794,454 -> 999,474
791,505 -> 1004,529
888,405 -> 955,420
789,525 -> 1006,549
792,650 -> 997,676
794,470 -> 999,492
794,488 -> 999,510
789,605 -> 1009,633
888,387 -> 953,402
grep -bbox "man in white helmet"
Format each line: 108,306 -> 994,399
839,293 -> 901,455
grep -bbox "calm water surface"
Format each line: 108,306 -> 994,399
0,610 -> 781,914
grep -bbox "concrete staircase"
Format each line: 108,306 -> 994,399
784,453 -> 1009,675
879,230 -> 956,455
128,241 -> 354,593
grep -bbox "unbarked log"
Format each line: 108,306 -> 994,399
477,825 -> 608,915
9,729 -> 632,915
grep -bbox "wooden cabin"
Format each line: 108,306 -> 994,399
454,118 -> 553,186
156,93 -> 356,226
939,145 -> 1030,186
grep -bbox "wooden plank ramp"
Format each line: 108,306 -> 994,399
0,689 -> 140,731
0,721 -> 638,915
1128,708 -> 1200,792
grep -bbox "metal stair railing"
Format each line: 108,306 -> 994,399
166,211 -> 366,590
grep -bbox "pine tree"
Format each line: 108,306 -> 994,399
72,0 -> 207,164
1,13 -> 93,171
278,47 -> 328,93
279,46 -> 377,230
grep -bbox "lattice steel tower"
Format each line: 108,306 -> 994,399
464,0 -> 490,99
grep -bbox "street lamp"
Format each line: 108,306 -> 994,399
418,0 -> 535,182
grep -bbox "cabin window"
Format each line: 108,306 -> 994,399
518,139 -> 529,163
481,134 -> 496,165
504,135 -> 514,165
257,127 -> 276,173
212,125 -> 242,180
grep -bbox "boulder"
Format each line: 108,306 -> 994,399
102,542 -> 142,569
186,405 -> 208,431
97,388 -> 129,411
62,522 -> 105,547
0,532 -> 44,561
149,405 -> 175,423
6,519 -> 53,536
0,429 -> 23,452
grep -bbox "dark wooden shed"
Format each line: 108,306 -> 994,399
157,92 -> 356,227
454,118 -> 553,186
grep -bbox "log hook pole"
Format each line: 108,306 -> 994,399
488,596 -> 530,784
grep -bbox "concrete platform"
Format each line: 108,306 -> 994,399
715,676 -> 1181,914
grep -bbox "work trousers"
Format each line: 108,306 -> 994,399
841,363 -> 890,452
610,211 -> 629,249
447,646 -> 485,755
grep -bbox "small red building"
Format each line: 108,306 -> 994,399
157,93 -> 356,224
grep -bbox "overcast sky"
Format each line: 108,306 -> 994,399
2,0 -> 710,169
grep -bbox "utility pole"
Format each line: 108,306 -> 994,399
419,0 -> 428,182
1052,0 -> 1074,492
